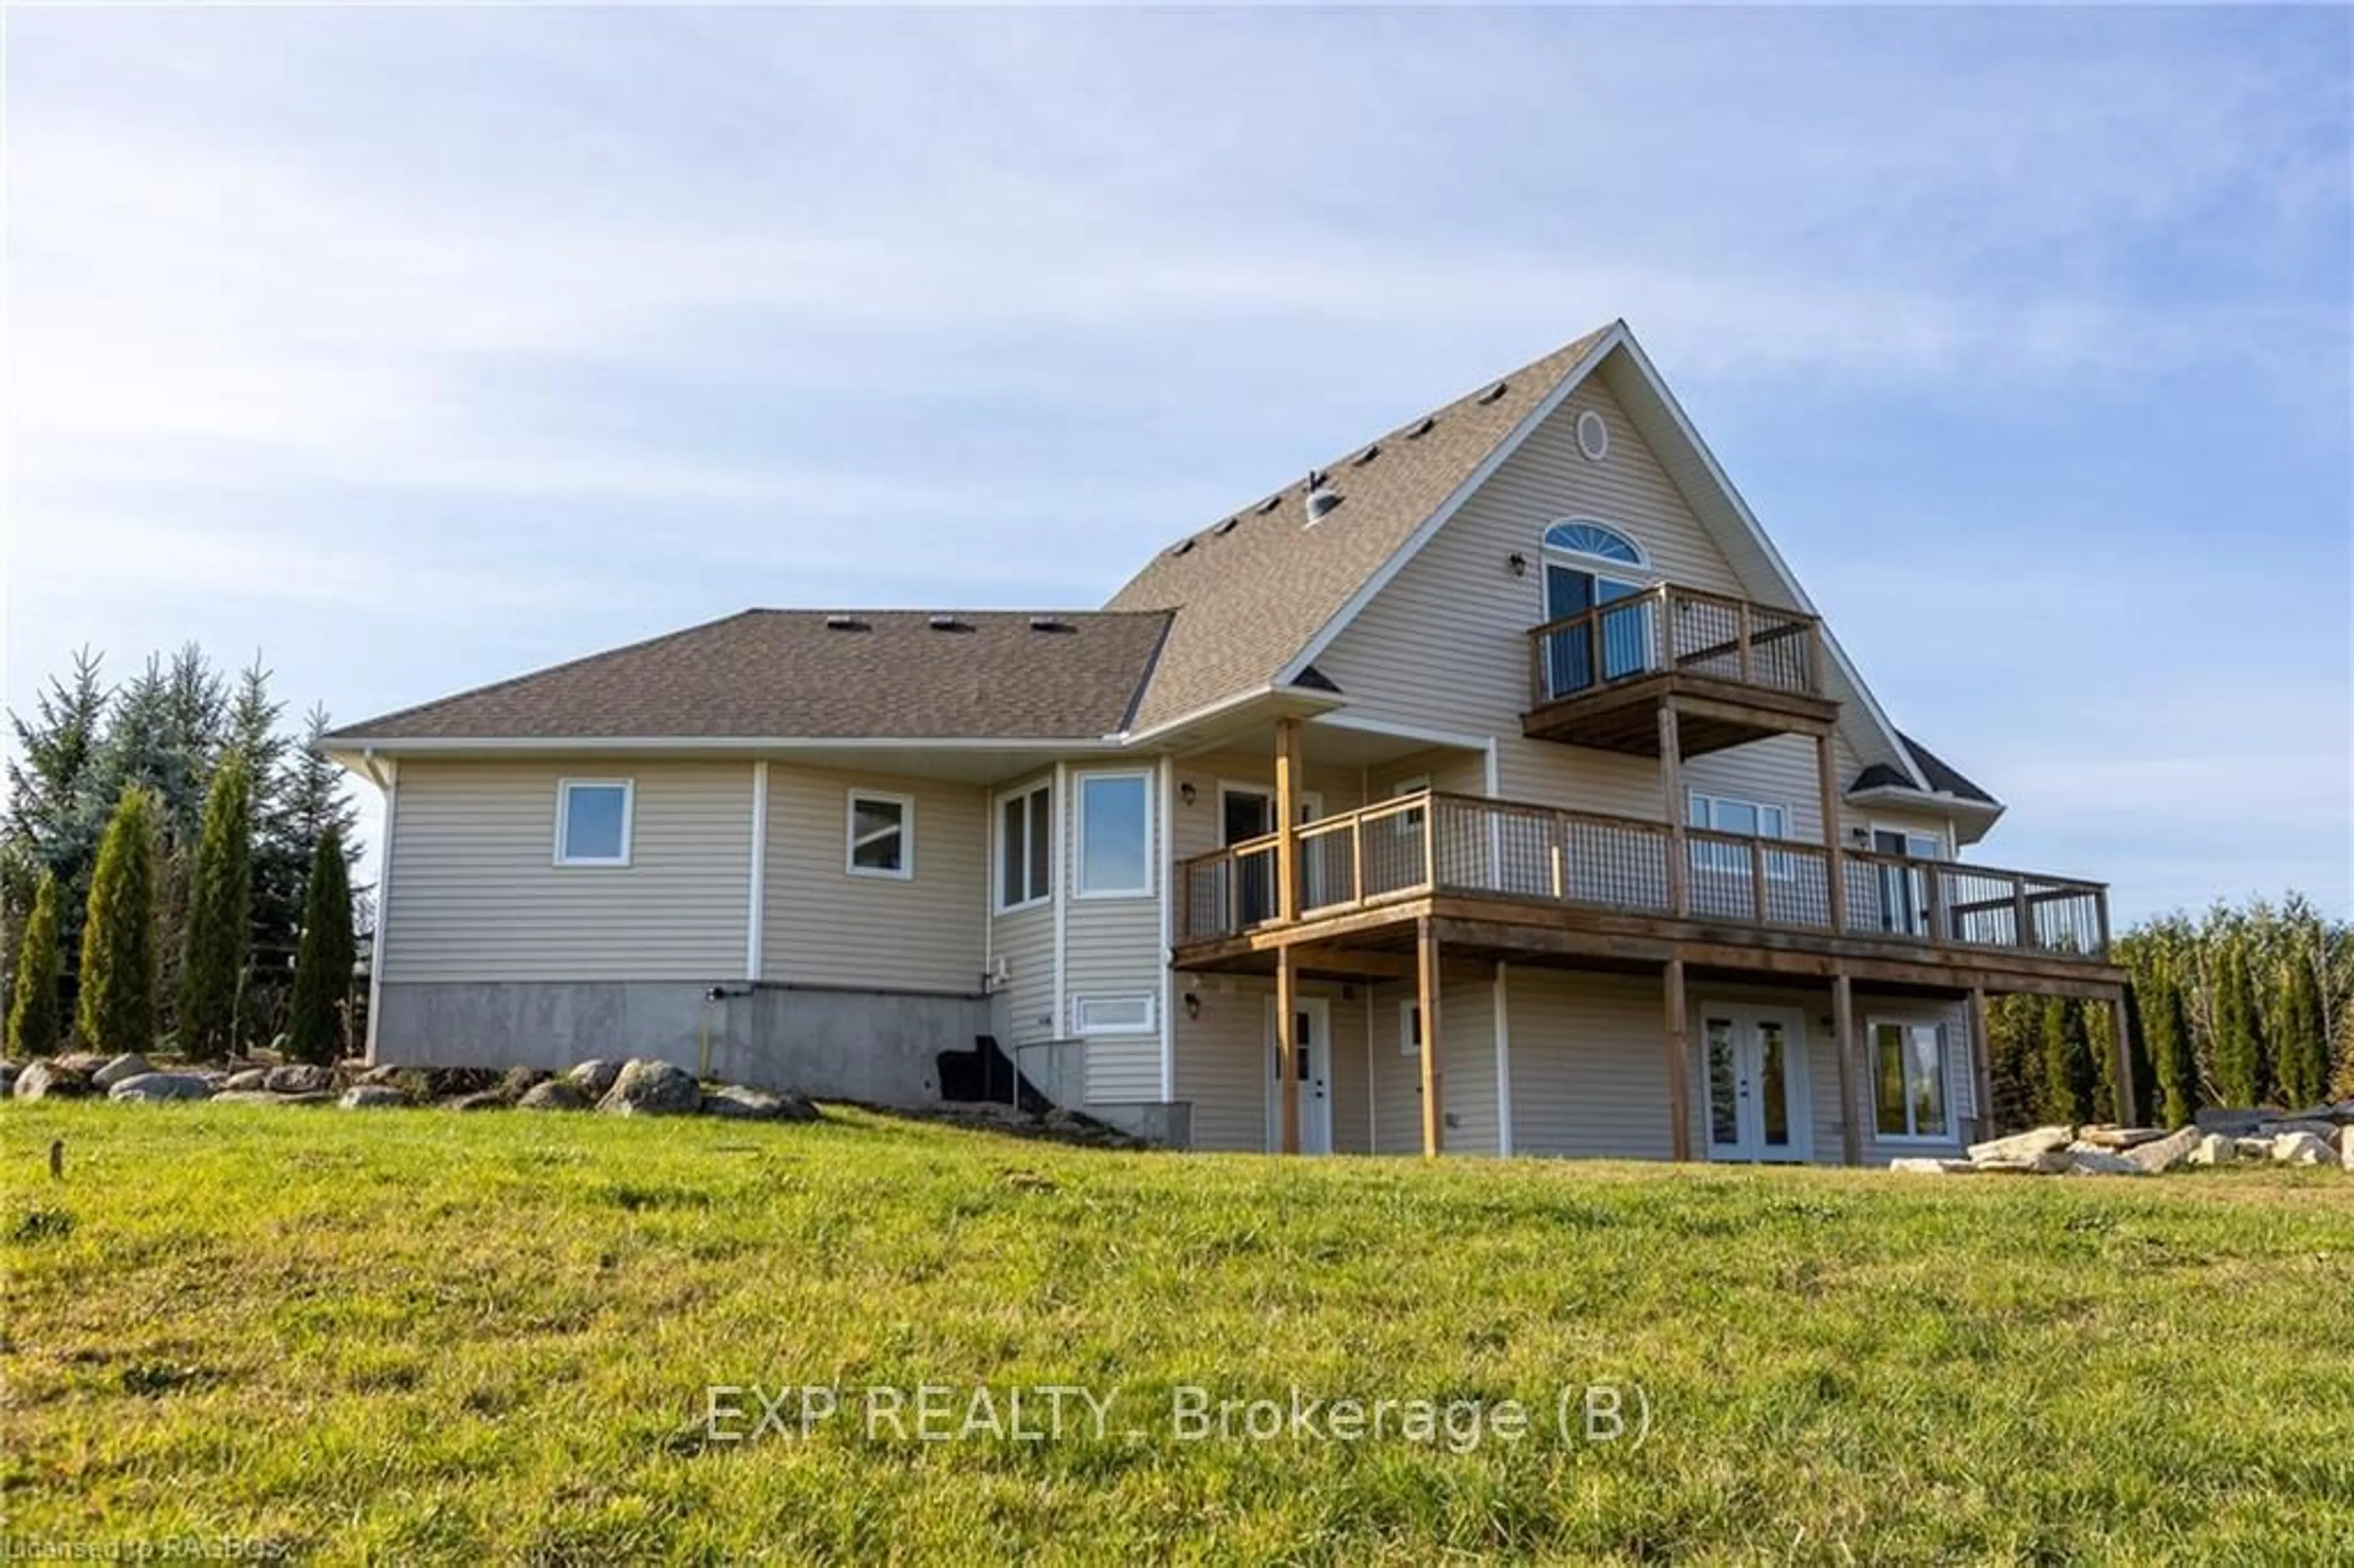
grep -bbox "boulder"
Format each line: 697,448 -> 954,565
211,1089 -> 331,1106
2344,1133 -> 2354,1174
2272,1131 -> 2333,1166
13,1061 -> 93,1101
596,1059 -> 702,1116
2188,1133 -> 2238,1166
55,1052 -> 111,1076
92,1052 -> 154,1089
338,1085 -> 409,1110
1967,1125 -> 2073,1165
2063,1147 -> 2143,1176
446,1090 -> 509,1112
2257,1119 -> 2339,1142
107,1072 -> 215,1102
265,1064 -> 336,1095
421,1067 -> 501,1098
1975,1151 -> 2072,1174
222,1068 -> 270,1092
2194,1107 -> 2271,1135
699,1085 -> 791,1120
1889,1157 -> 1976,1175
2234,1136 -> 2276,1162
359,1064 -> 408,1086
0,1062 -> 18,1094
497,1066 -> 550,1098
2078,1125 -> 2170,1150
2119,1125 -> 2204,1174
565,1059 -> 623,1100
516,1080 -> 590,1112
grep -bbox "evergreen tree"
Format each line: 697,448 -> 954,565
77,787 -> 161,1056
2038,997 -> 2097,1125
2144,968 -> 2200,1127
287,826 -> 355,1065
6,872 -> 64,1059
2211,946 -> 2264,1106
2,649 -> 110,1002
2277,942 -> 2328,1109
282,706 -> 360,875
177,753 -> 253,1058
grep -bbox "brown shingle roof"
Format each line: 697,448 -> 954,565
1106,324 -> 1615,730
330,610 -> 1171,742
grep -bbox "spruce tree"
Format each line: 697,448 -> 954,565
2038,996 -> 2096,1125
2277,945 -> 2327,1109
77,787 -> 160,1056
177,753 -> 253,1058
2211,947 -> 2264,1107
287,826 -> 355,1065
2145,969 -> 2200,1127
6,872 -> 64,1059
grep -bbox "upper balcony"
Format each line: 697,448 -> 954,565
1523,583 -> 1840,755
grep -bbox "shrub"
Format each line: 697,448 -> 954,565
6,871 -> 64,1059
77,788 -> 161,1056
286,826 -> 354,1065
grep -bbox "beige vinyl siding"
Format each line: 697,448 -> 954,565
1174,975 -> 1369,1153
1068,765 -> 1165,1104
760,764 -> 986,994
988,771 -> 1058,1043
1506,970 -> 1680,1160
383,759 -> 750,983
1363,976 -> 1500,1157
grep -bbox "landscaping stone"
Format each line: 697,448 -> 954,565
2119,1125 -> 2204,1174
2188,1133 -> 2237,1166
92,1052 -> 154,1089
2272,1131 -> 2333,1166
566,1059 -> 623,1100
1889,1157 -> 1976,1175
422,1067 -> 502,1098
265,1064 -> 336,1095
2063,1147 -> 2143,1176
2078,1125 -> 2169,1149
359,1064 -> 407,1086
107,1072 -> 215,1102
2234,1136 -> 2276,1162
0,1062 -> 18,1094
2194,1107 -> 2271,1135
2344,1135 -> 2354,1174
222,1068 -> 270,1092
497,1067 -> 550,1098
447,1090 -> 509,1112
211,1089 -> 330,1106
516,1080 -> 590,1112
55,1052 -> 111,1076
338,1085 -> 409,1109
1967,1125 -> 2073,1165
2257,1119 -> 2338,1142
13,1062 -> 92,1101
596,1059 -> 703,1116
699,1085 -> 794,1120
1975,1151 -> 2072,1174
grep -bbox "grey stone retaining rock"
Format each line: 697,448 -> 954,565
566,1059 -> 623,1100
2119,1125 -> 2204,1174
55,1052 -> 111,1076
2272,1131 -> 2333,1166
93,1052 -> 155,1089
338,1085 -> 409,1109
2188,1133 -> 2237,1166
516,1080 -> 591,1112
1967,1125 -> 2073,1165
698,1085 -> 809,1120
211,1089 -> 331,1106
447,1090 -> 509,1112
2063,1147 -> 2144,1176
265,1064 -> 337,1095
13,1062 -> 92,1101
0,1062 -> 18,1094
596,1059 -> 702,1116
1889,1157 -> 1976,1175
2078,1125 -> 2169,1149
107,1072 -> 215,1102
222,1068 -> 270,1092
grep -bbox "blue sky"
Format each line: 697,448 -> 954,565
6,7 -> 2348,922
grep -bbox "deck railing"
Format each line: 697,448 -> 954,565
1526,583 -> 1824,707
1175,790 -> 2109,962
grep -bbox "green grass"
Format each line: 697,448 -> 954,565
6,1104 -> 2353,1564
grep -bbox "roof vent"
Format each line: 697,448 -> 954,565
1476,380 -> 1509,405
1254,494 -> 1283,516
926,615 -> 970,632
824,614 -> 869,631
1406,416 -> 1436,439
1167,537 -> 1197,558
1305,477 -> 1344,523
1352,443 -> 1381,466
1028,615 -> 1074,634
1211,516 -> 1241,536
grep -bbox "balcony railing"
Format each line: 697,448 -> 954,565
1526,584 -> 1824,707
1176,791 -> 2109,962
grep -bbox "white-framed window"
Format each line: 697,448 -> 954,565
1399,999 -> 1424,1058
845,790 -> 913,880
1075,770 -> 1152,898
1688,791 -> 1789,839
1872,1018 -> 1949,1141
996,779 -> 1053,911
1073,994 -> 1155,1035
554,778 -> 633,867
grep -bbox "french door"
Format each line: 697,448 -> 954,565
1701,1005 -> 1809,1162
1543,563 -> 1651,696
1265,996 -> 1334,1154
1222,785 -> 1324,922
1871,829 -> 1945,937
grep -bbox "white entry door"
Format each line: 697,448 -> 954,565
1265,995 -> 1334,1154
1701,1005 -> 1810,1162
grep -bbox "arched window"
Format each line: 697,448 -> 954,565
1542,519 -> 1646,566
1537,519 -> 1654,696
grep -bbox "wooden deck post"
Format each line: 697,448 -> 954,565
1815,732 -> 1846,932
1970,987 -> 1995,1141
1664,957 -> 1692,1161
1832,972 -> 1859,1166
1416,917 -> 1443,1157
1274,718 -> 1301,924
2109,991 -> 2138,1126
1274,943 -> 1299,1155
1659,703 -> 1686,917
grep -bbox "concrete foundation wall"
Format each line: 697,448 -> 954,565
375,980 -> 997,1106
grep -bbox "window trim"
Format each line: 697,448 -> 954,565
995,778 -> 1053,913
1072,994 -> 1156,1036
1398,999 -> 1424,1058
1073,768 -> 1154,900
553,777 -> 634,868
844,788 -> 915,881
1868,1014 -> 1952,1144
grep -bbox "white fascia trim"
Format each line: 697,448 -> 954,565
745,761 -> 769,981
1118,683 -> 1348,749
1157,753 -> 1176,1102
1311,711 -> 1499,755
1606,332 -> 1929,792
1276,324 -> 1626,685
327,734 -> 1130,756
1846,784 -> 2003,821
362,753 -> 397,1064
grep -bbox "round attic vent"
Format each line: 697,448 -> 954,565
1575,409 -> 1610,462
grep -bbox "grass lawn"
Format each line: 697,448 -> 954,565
6,1103 -> 2353,1564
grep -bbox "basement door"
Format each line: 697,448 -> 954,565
1701,1004 -> 1811,1162
1263,995 -> 1334,1155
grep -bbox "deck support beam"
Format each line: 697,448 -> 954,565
1274,944 -> 1299,1155
1274,717 -> 1301,924
1970,987 -> 1995,1141
2109,991 -> 2138,1126
1659,704 -> 1687,918
1815,733 -> 1846,932
1664,956 -> 1691,1161
1833,972 -> 1859,1166
1416,917 -> 1443,1157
